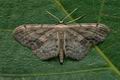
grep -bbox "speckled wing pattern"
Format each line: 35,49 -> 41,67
64,28 -> 92,60
64,23 -> 110,60
13,23 -> 110,63
13,24 -> 59,60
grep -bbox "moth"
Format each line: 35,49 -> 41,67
13,9 -> 110,64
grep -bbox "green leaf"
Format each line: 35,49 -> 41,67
0,0 -> 120,80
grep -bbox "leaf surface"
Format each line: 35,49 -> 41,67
0,0 -> 120,79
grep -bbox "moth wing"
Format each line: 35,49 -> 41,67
13,24 -> 59,60
64,29 -> 92,60
33,30 -> 59,60
64,23 -> 110,60
69,23 -> 110,44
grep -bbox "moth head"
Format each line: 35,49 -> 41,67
46,8 -> 86,24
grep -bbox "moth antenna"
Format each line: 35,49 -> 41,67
66,14 -> 86,24
61,8 -> 78,22
46,11 -> 61,23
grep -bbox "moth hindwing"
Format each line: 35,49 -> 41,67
13,23 -> 110,64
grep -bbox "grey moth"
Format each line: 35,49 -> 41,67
13,9 -> 110,64
13,23 -> 110,64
